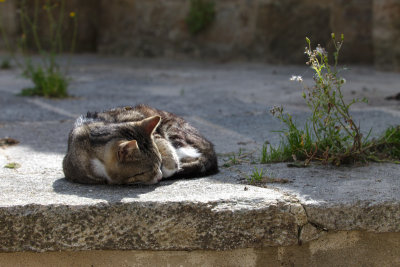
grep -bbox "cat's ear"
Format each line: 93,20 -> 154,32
140,116 -> 161,136
117,140 -> 139,162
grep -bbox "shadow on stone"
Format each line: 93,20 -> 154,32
52,176 -> 179,203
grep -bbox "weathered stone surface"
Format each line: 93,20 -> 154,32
299,223 -> 326,243
0,183 -> 306,252
305,202 -> 400,232
236,162 -> 400,234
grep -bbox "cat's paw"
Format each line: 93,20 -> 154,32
155,138 -> 180,178
161,160 -> 179,178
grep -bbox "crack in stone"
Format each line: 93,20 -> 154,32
297,225 -> 303,246
296,203 -> 331,245
308,221 -> 328,232
301,204 -> 328,231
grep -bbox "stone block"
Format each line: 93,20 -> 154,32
0,193 -> 305,252
0,0 -> 17,51
373,0 -> 400,71
98,0 -> 190,57
253,0 -> 331,63
330,0 -> 374,63
2,0 -> 98,53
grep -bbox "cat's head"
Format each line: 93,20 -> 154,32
100,116 -> 163,184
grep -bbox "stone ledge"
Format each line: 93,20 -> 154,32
0,182 -> 305,252
0,163 -> 399,252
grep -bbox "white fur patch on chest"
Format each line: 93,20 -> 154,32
91,158 -> 112,183
176,146 -> 201,160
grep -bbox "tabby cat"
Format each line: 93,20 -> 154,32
63,105 -> 218,184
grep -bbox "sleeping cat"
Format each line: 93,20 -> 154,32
63,105 -> 218,184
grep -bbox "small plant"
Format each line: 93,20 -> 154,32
246,167 -> 289,185
4,162 -> 21,169
381,126 -> 400,159
223,149 -> 256,167
265,34 -> 400,165
222,149 -> 242,167
0,0 -> 77,98
0,58 -> 11,69
260,143 -> 268,163
224,154 -> 238,167
366,126 -> 400,163
20,65 -> 68,97
186,0 -> 215,35
248,167 -> 264,183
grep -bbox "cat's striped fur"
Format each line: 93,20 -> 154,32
63,105 -> 218,184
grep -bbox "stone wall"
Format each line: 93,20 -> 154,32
96,0 -> 375,64
0,0 -> 399,70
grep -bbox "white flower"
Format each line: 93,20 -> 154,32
316,45 -> 327,56
290,75 -> 303,82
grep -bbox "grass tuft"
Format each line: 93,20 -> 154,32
21,65 -> 68,98
0,59 -> 11,70
247,167 -> 264,183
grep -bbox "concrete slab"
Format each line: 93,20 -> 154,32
0,56 -> 399,251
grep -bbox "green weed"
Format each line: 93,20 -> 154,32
248,167 -> 264,183
21,64 -> 68,98
223,148 -> 256,167
246,167 -> 289,185
260,143 -> 268,163
264,34 -> 400,166
186,0 -> 215,35
223,149 -> 242,167
0,59 -> 11,69
223,153 -> 239,167
4,162 -> 21,169
366,126 -> 400,163
382,126 -> 400,158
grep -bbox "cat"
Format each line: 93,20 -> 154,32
63,104 -> 218,185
